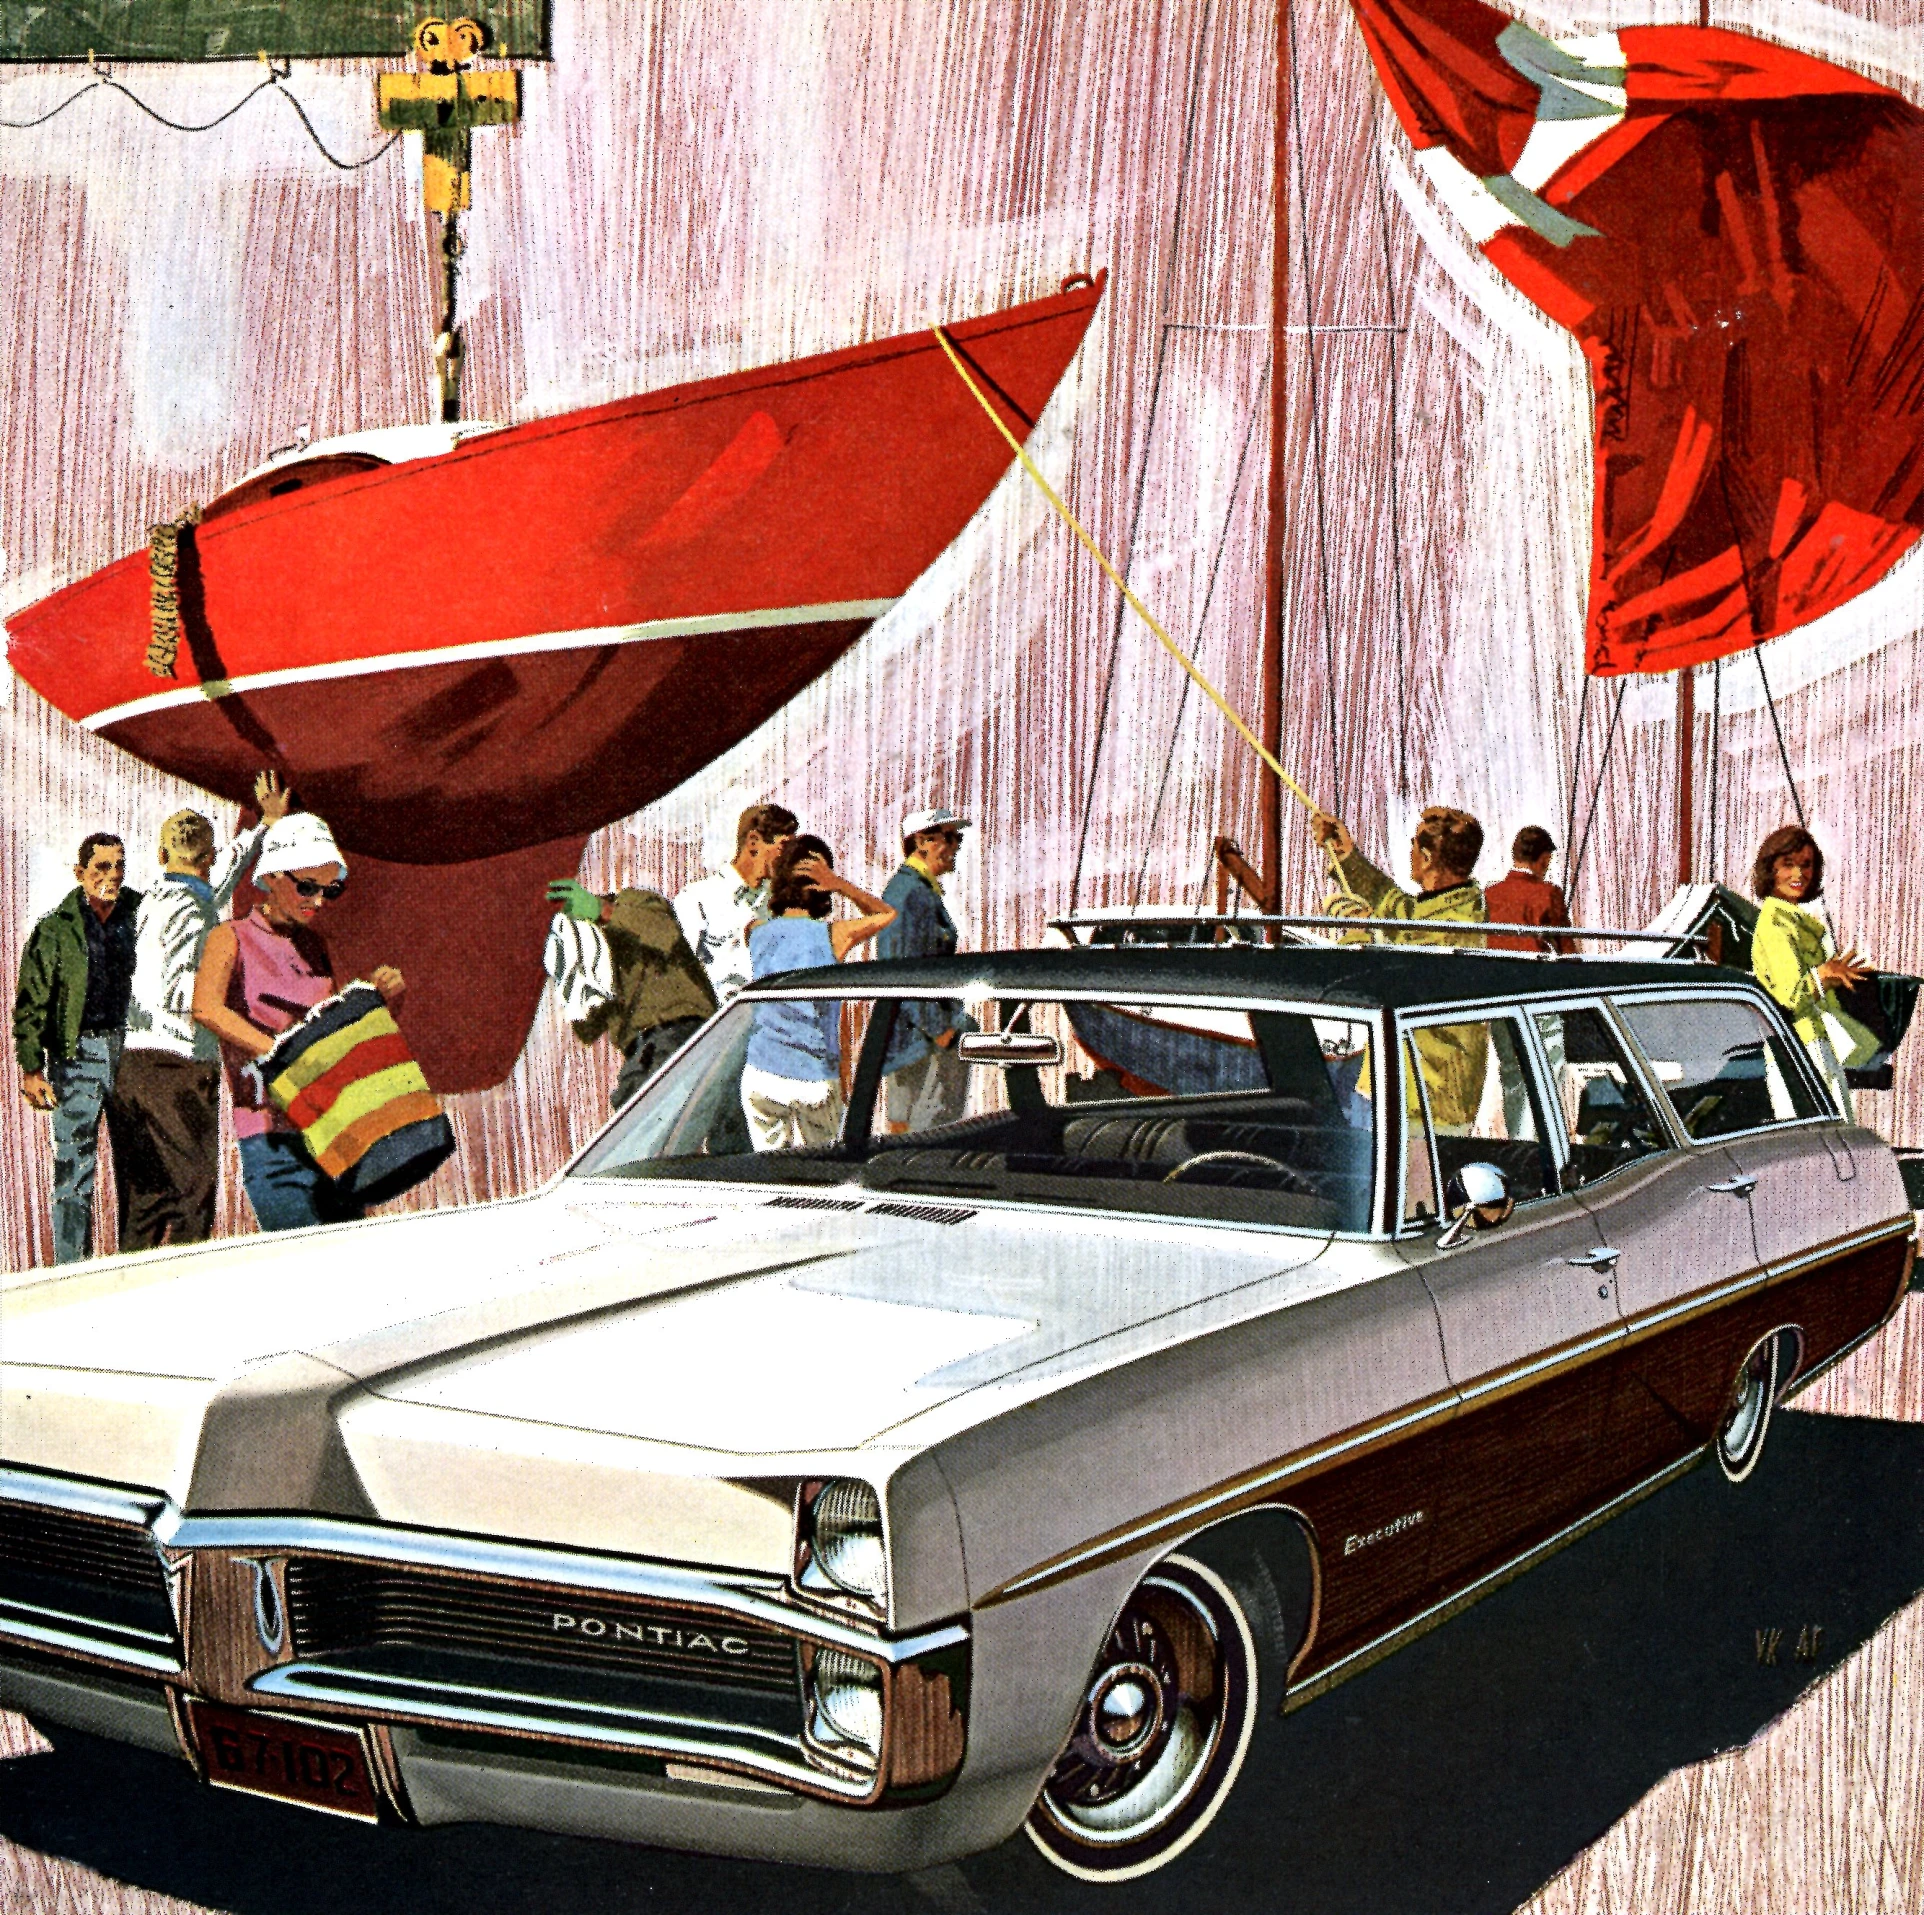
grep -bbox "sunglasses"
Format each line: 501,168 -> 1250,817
288,875 -> 348,900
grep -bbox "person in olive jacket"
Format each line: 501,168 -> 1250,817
546,876 -> 720,1110
13,832 -> 142,1262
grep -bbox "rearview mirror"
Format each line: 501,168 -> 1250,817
1436,1161 -> 1514,1247
956,1031 -> 1063,1069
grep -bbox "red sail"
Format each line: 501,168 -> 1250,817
1349,0 -> 1924,675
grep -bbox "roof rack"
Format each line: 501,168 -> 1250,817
1049,912 -> 1707,955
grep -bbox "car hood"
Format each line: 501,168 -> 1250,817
3,1183 -> 1329,1459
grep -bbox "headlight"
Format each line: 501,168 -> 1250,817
806,1647 -> 884,1767
796,1478 -> 889,1611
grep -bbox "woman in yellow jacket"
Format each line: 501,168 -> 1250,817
1748,825 -> 1876,1115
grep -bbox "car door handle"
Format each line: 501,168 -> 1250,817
1705,1174 -> 1758,1197
1565,1246 -> 1622,1269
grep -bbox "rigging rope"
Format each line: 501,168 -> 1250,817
1070,322 -> 1177,917
1563,672 -> 1593,873
1284,0 -> 1345,818
0,67 -> 401,167
931,323 -> 1360,907
1752,640 -> 1808,832
1568,677 -> 1625,896
1132,362 -> 1271,908
1068,1 -> 1215,916
1368,99 -> 1416,800
1750,638 -> 1837,939
1707,656 -> 1721,881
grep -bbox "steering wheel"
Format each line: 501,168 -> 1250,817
1163,1149 -> 1314,1193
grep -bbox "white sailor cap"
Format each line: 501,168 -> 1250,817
901,806 -> 973,841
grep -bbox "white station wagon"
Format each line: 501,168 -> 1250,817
0,944 -> 1913,1881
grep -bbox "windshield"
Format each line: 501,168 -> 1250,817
571,992 -> 1377,1233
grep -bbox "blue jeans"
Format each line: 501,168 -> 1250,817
238,1132 -> 366,1233
49,1032 -> 127,1263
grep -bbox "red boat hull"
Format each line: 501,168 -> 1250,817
6,278 -> 1103,863
3,280 -> 1101,1092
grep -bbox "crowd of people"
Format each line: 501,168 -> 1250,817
11,767 -> 1879,1264
12,777 -> 405,1260
545,801 -> 975,1138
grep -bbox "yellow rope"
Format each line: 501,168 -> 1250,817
930,322 -> 1359,904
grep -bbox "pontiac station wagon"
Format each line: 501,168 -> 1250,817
1,944 -> 1914,1882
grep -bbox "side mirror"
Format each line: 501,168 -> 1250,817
955,1031 -> 1063,1069
1436,1161 -> 1514,1248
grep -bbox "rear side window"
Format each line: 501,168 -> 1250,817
1400,1015 -> 1553,1228
1615,997 -> 1826,1138
1532,1005 -> 1667,1189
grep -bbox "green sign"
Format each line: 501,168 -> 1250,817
0,2 -> 548,61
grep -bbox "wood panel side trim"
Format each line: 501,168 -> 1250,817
1781,1232 -> 1918,1399
1616,1218 -> 1912,1353
980,1219 -> 1913,1613
1282,1451 -> 1702,1708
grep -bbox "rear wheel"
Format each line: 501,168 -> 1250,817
1717,1332 -> 1784,1482
1025,1524 -> 1298,1882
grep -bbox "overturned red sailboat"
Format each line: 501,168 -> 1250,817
5,275 -> 1104,1089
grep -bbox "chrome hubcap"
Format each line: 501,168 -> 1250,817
1088,1662 -> 1164,1764
1038,1570 -> 1226,1835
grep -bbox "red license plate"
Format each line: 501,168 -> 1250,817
184,1698 -> 382,1822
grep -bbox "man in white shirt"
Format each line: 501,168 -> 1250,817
116,771 -> 288,1249
672,803 -> 797,1005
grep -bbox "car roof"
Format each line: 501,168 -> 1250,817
743,945 -> 1760,1014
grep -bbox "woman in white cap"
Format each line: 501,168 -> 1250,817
192,813 -> 405,1231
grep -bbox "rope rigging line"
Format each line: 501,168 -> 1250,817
1568,677 -> 1626,897
1751,639 -> 1808,832
1707,657 -> 1721,881
930,323 -> 1361,908
1563,671 -> 1593,876
1368,98 -> 1417,799
1284,0 -> 1346,819
1131,361 -> 1271,909
0,66 -> 400,167
1750,637 -> 1836,939
1068,320 -> 1177,917
1067,0 -> 1215,917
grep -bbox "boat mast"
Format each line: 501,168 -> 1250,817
1216,0 -> 1289,916
1260,0 -> 1289,914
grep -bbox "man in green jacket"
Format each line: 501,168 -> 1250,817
13,833 -> 142,1262
1312,805 -> 1490,1130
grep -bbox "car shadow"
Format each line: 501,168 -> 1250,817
5,1409 -> 1924,1915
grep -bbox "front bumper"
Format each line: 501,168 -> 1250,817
0,1463 -> 969,1826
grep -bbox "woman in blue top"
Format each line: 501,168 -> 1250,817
741,836 -> 895,1150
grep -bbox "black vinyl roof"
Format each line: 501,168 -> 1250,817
744,944 -> 1757,1013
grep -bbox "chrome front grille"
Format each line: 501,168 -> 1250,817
0,1496 -> 177,1657
284,1559 -> 801,1698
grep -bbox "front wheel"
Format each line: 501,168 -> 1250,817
1024,1552 -> 1262,1882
